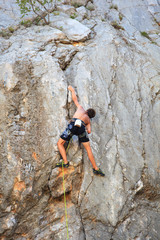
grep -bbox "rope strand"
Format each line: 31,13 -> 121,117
62,139 -> 72,240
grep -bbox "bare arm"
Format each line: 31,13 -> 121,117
86,122 -> 91,134
68,85 -> 81,108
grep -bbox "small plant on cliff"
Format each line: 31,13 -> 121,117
111,21 -> 124,30
70,13 -> 77,19
8,26 -> 15,33
0,28 -> 14,38
16,0 -> 57,24
0,30 -> 8,38
20,19 -> 33,27
119,13 -> 123,21
140,31 -> 151,40
71,2 -> 83,8
140,31 -> 157,45
110,4 -> 118,10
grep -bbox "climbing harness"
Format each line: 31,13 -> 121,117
62,139 -> 72,240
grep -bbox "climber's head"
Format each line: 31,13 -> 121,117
86,108 -> 96,119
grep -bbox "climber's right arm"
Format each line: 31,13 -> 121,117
68,85 -> 81,108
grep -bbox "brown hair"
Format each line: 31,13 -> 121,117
86,108 -> 96,119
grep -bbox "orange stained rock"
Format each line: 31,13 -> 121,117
0,194 -> 3,204
91,217 -> 96,223
66,214 -> 72,219
48,203 -> 55,212
0,236 -> 6,240
32,152 -> 41,164
72,42 -> 84,46
14,178 -> 26,192
66,201 -> 74,209
60,216 -> 64,223
57,166 -> 75,178
11,208 -> 16,213
21,233 -> 27,237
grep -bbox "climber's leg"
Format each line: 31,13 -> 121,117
57,138 -> 68,164
82,141 -> 98,170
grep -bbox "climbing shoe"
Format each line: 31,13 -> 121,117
93,168 -> 105,177
56,161 -> 69,168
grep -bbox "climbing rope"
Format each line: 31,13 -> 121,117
62,139 -> 72,240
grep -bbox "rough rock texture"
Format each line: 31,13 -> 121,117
0,0 -> 160,240
0,0 -> 21,28
50,16 -> 91,41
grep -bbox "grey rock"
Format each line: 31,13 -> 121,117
93,0 -> 110,19
0,0 -> 21,28
86,2 -> 95,11
112,201 -> 160,240
57,4 -> 76,15
65,0 -> 88,7
76,6 -> 88,17
50,16 -> 91,41
76,6 -> 89,22
54,44 -> 78,70
81,18 -> 97,29
107,8 -> 120,22
113,0 -> 160,31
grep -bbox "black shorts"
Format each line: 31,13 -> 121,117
60,118 -> 89,143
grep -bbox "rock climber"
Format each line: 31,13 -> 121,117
56,85 -> 105,177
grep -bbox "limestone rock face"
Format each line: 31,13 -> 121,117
0,0 -> 21,28
0,0 -> 160,240
50,16 -> 91,41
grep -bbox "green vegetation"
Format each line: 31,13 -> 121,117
0,29 -> 12,38
70,13 -> 78,19
16,0 -> 56,24
110,4 -> 118,10
153,17 -> 160,26
119,13 -> 123,21
53,11 -> 60,16
58,26 -> 63,31
0,25 -> 19,39
151,41 -> 157,45
140,31 -> 150,40
8,27 -> 15,33
111,21 -> 124,30
71,2 -> 83,8
20,19 -> 32,27
140,31 -> 157,45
